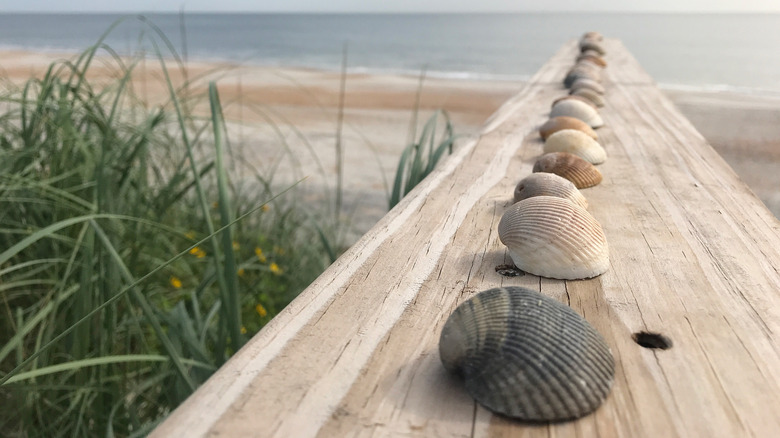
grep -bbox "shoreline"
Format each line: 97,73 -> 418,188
1,49 -> 777,240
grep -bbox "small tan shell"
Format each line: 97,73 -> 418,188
539,116 -> 598,140
533,152 -> 603,189
439,286 -> 615,421
544,129 -> 607,164
570,78 -> 606,95
576,53 -> 607,67
498,196 -> 610,279
513,172 -> 588,209
571,88 -> 605,107
550,100 -> 604,128
575,58 -> 603,72
552,95 -> 598,110
580,40 -> 606,55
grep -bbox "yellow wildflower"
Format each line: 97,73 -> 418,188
240,326 -> 247,334
254,247 -> 267,263
273,245 -> 285,256
255,303 -> 268,317
184,230 -> 196,240
170,276 -> 182,289
232,241 -> 241,250
237,267 -> 246,277
261,204 -> 271,212
270,262 -> 282,275
189,247 -> 206,258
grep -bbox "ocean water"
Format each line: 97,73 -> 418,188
0,13 -> 779,94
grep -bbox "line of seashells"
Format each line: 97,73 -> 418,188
439,32 -> 616,423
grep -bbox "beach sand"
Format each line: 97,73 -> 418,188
1,50 -> 777,243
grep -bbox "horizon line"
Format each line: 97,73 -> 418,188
2,10 -> 780,15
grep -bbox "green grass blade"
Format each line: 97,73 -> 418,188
389,145 -> 412,208
0,188 -> 297,386
208,82 -> 242,350
4,355 -> 215,384
88,219 -> 198,391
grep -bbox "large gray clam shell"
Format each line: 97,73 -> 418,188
439,286 -> 615,421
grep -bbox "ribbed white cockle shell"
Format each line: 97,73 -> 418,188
550,99 -> 604,128
513,172 -> 589,209
544,129 -> 607,165
498,196 -> 609,279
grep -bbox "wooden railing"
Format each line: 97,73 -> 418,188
150,40 -> 780,437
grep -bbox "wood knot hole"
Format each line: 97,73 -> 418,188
632,331 -> 672,350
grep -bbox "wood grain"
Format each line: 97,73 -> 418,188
151,40 -> 780,438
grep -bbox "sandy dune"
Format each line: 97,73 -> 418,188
1,49 -> 777,243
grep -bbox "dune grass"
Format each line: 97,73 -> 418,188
0,15 -> 462,437
0,25 -> 339,437
388,67 -> 458,209
389,109 -> 456,209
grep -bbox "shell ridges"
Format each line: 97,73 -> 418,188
514,172 -> 589,209
550,100 -> 604,129
533,152 -> 603,189
498,196 -> 610,280
439,286 -> 615,421
544,129 -> 607,165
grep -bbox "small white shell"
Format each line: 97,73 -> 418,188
571,88 -> 605,107
570,78 -> 605,95
550,100 -> 604,129
514,172 -> 588,209
498,196 -> 610,280
544,129 -> 607,164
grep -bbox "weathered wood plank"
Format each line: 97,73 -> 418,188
151,39 -> 780,438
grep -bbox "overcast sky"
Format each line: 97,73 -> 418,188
2,0 -> 780,13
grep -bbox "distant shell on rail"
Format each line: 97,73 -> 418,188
566,62 -> 602,79
580,40 -> 606,55
513,172 -> 589,209
577,53 -> 607,67
544,129 -> 607,165
575,58 -> 603,72
539,116 -> 598,140
570,78 -> 606,95
564,67 -> 601,88
533,152 -> 603,189
552,95 -> 598,110
439,286 -> 615,421
498,196 -> 610,279
571,88 -> 605,107
581,31 -> 604,42
580,49 -> 604,59
550,100 -> 604,128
